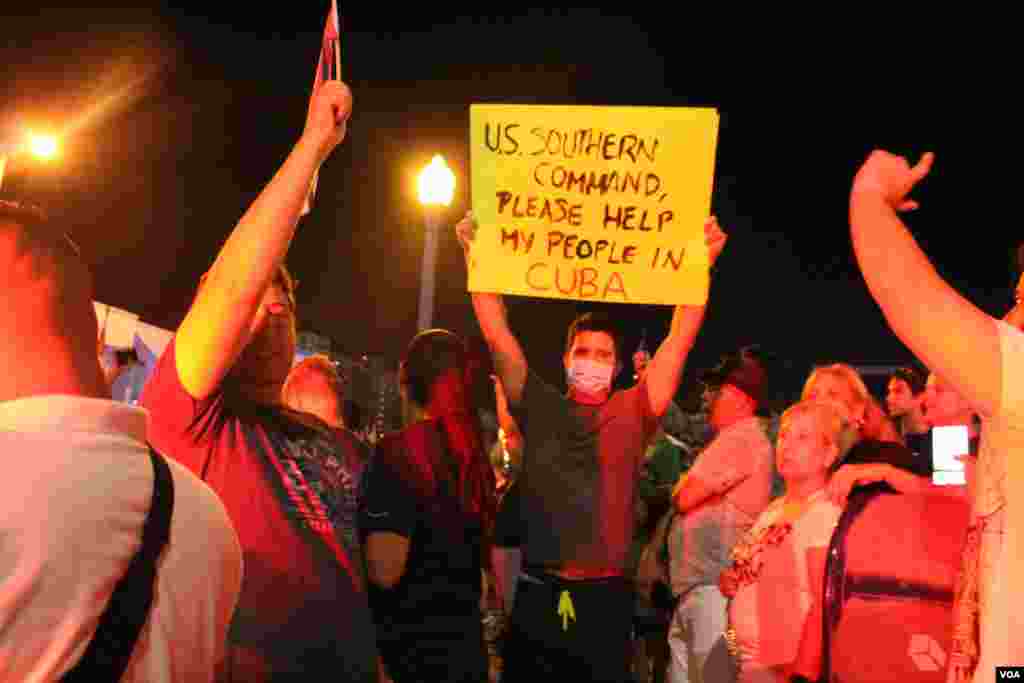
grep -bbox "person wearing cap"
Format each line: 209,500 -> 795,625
665,349 -> 775,683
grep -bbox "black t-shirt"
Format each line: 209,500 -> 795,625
494,480 -> 522,548
359,420 -> 484,640
509,370 -> 656,570
843,438 -> 932,478
904,431 -> 933,476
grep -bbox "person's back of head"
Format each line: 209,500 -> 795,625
282,353 -> 345,428
401,328 -> 472,414
398,328 -> 495,531
0,200 -> 105,401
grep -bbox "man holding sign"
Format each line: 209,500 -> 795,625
456,209 -> 726,681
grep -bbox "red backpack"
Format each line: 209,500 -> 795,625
821,485 -> 970,683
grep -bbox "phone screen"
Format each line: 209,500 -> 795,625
931,425 -> 969,486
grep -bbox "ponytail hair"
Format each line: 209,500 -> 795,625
399,329 -> 496,535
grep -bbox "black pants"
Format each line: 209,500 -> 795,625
379,616 -> 487,683
502,574 -> 633,683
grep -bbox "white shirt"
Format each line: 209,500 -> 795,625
971,322 -> 1024,680
728,489 -> 841,671
0,395 -> 242,682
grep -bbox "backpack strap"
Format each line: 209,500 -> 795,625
62,444 -> 175,681
819,483 -> 888,683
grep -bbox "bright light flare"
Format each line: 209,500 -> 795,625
417,155 -> 455,206
26,132 -> 59,160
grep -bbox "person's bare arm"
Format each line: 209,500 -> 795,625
456,212 -> 528,403
672,473 -> 725,513
175,81 -> 352,400
643,217 -> 727,417
491,546 -> 522,615
850,151 -> 1001,417
827,462 -> 928,507
785,547 -> 828,681
364,531 -> 411,590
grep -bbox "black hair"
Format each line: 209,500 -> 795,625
402,329 -> 468,407
564,311 -> 623,361
890,366 -> 927,396
0,199 -> 91,334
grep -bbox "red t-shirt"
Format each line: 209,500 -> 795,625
141,339 -> 377,681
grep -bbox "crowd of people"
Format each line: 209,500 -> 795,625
1,75 -> 1020,683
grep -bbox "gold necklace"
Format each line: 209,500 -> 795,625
777,488 -> 825,525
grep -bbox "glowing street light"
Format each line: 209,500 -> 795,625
416,155 -> 456,330
0,129 -> 61,190
417,154 -> 455,207
26,132 -> 59,161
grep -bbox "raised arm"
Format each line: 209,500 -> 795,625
456,211 -> 528,404
644,216 -> 728,417
175,81 -> 352,400
850,151 -> 1002,416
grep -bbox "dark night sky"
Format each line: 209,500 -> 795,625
1,5 -> 1016,399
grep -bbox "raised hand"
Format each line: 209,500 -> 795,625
455,210 -> 478,270
302,80 -> 353,164
705,215 -> 728,267
852,150 -> 934,212
826,463 -> 875,507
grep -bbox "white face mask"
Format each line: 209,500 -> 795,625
567,359 -> 615,395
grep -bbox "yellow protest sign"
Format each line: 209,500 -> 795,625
469,104 -> 719,305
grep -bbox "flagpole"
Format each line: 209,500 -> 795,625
0,156 -> 6,191
334,37 -> 341,79
301,0 -> 342,216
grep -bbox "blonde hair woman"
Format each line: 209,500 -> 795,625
801,363 -> 901,444
799,363 -> 930,477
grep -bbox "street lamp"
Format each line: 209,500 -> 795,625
415,155 -> 455,331
0,130 -> 60,190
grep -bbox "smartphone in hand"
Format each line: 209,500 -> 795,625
931,425 -> 969,486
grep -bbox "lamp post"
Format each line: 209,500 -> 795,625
415,155 -> 455,331
0,130 -> 60,191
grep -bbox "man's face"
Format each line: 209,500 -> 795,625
564,330 -> 617,374
231,274 -> 297,393
776,410 -> 834,483
633,349 -> 650,376
922,373 -> 973,428
1004,272 -> 1024,331
886,378 -> 918,417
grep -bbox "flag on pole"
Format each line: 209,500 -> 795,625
302,0 -> 342,216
